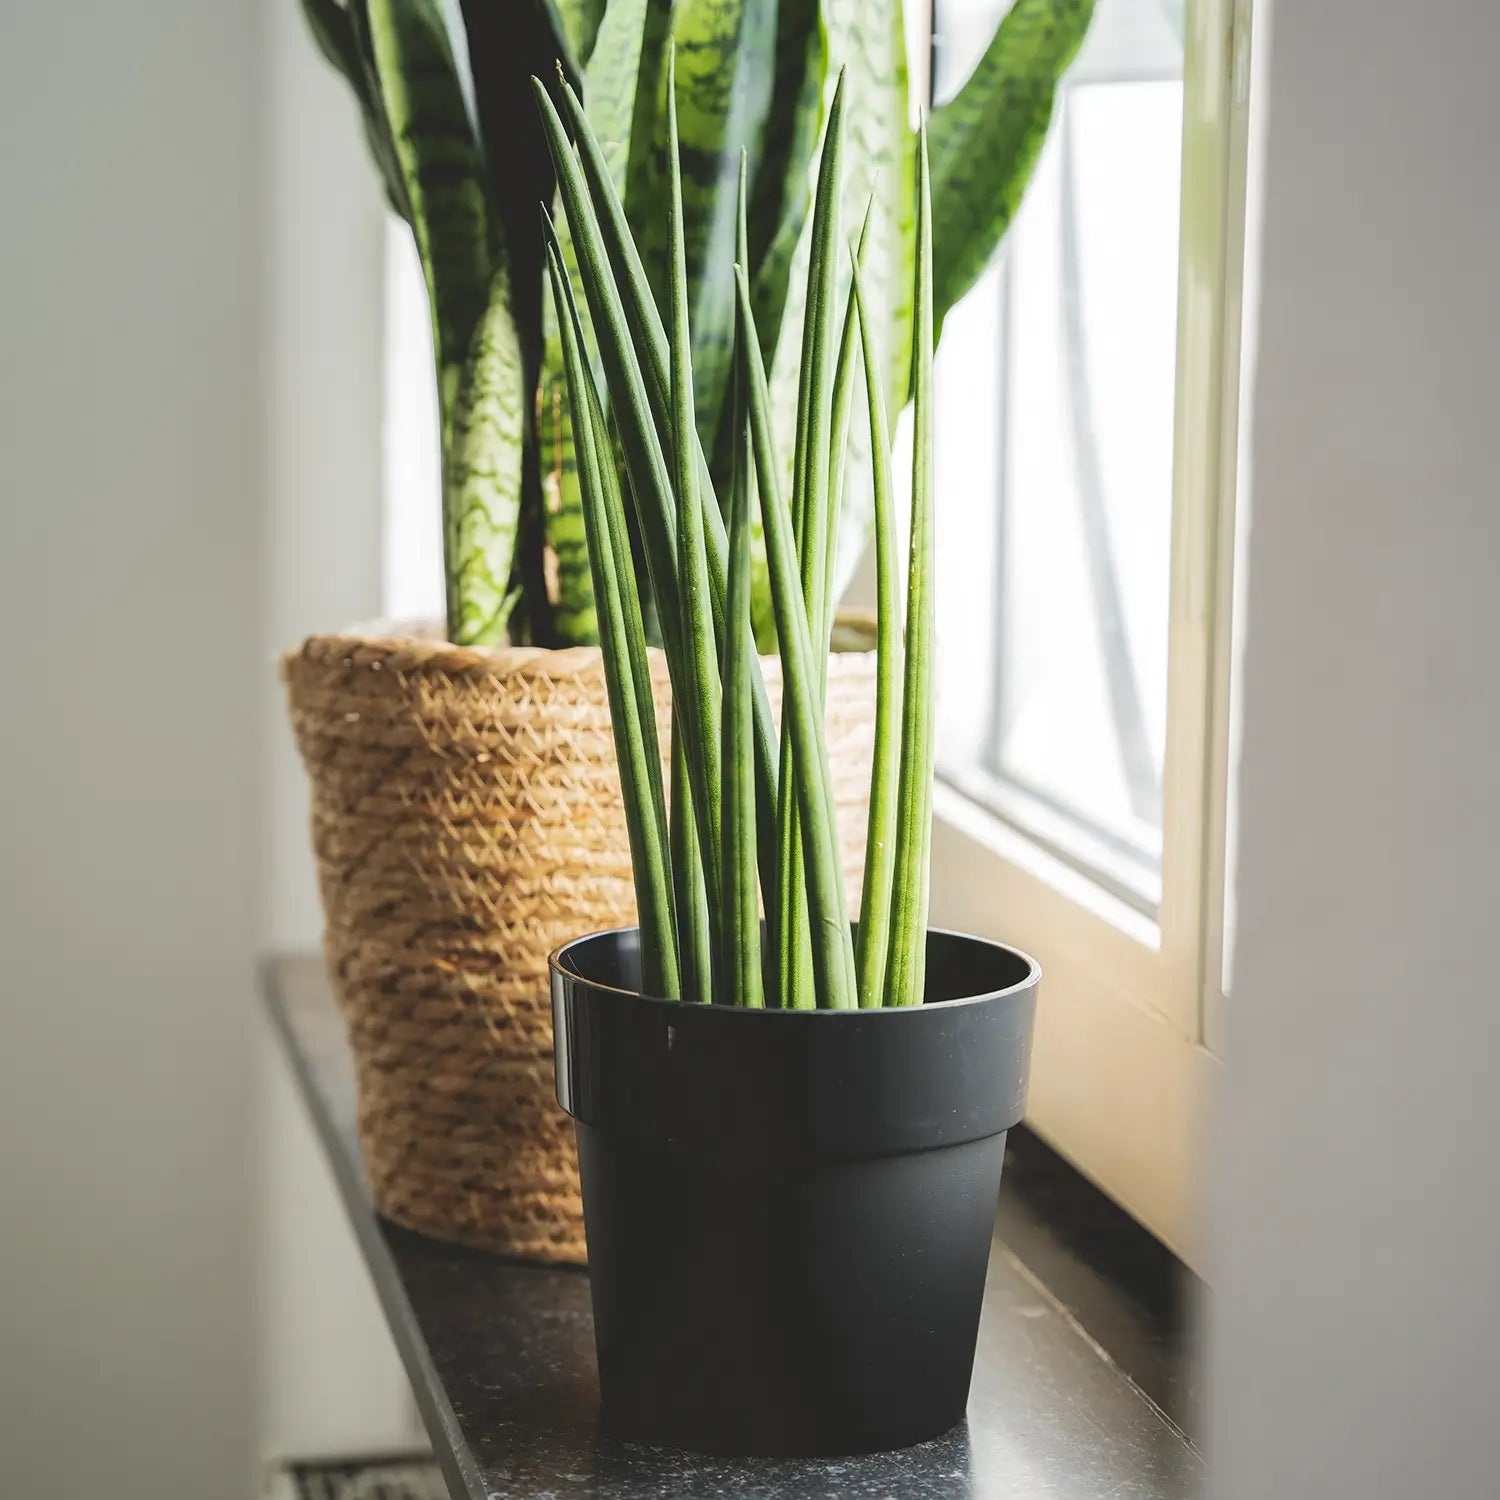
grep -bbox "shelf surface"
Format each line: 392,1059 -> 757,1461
263,955 -> 1203,1500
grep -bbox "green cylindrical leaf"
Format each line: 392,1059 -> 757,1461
764,0 -> 915,618
667,49 -> 726,964
823,203 -> 874,653
533,81 -> 686,655
850,259 -> 902,1009
734,265 -> 855,1011
886,124 -> 935,1008
776,75 -> 845,1010
671,717 -> 714,1002
720,393 -> 764,1009
545,231 -> 678,994
539,76 -> 785,924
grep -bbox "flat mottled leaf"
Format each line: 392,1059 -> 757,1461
369,0 -> 513,646
303,0 -> 364,87
621,0 -> 677,234
367,0 -> 492,428
540,0 -> 606,72
655,0 -> 778,456
540,0 -> 673,643
444,264 -> 526,644
458,0 -> 581,642
310,0 -> 411,218
535,368 -> 595,641
927,0 -> 1093,331
762,0 -> 914,619
460,0 -> 572,341
746,0 -> 827,367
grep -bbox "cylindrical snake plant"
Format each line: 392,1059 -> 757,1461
541,57 -> 934,1007
302,0 -> 1093,649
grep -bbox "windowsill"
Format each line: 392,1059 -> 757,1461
261,954 -> 1202,1499
933,779 -> 1160,951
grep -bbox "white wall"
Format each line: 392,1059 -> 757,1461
0,1 -> 416,1490
1209,2 -> 1500,1495
258,0 -> 419,1461
0,3 -> 262,1494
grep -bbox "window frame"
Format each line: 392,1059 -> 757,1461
929,0 -> 1253,1267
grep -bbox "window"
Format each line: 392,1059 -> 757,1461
383,221 -> 445,626
931,0 -> 1251,1264
936,1 -> 1184,915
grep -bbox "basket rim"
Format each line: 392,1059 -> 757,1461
281,617 -> 876,683
282,625 -> 620,681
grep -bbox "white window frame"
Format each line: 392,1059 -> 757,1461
930,0 -> 1253,1267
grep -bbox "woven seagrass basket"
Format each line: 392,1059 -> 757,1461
282,623 -> 875,1263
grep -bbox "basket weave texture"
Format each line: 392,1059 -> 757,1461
282,625 -> 876,1263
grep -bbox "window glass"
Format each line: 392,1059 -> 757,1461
934,0 -> 1185,911
383,222 -> 444,625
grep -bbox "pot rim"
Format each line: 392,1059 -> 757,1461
549,924 -> 1039,1015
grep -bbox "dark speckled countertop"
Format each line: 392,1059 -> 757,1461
263,956 -> 1204,1500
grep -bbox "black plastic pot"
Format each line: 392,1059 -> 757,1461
549,926 -> 1040,1457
